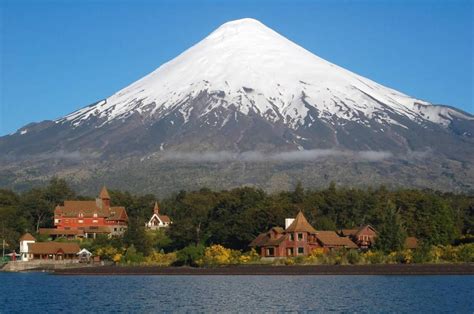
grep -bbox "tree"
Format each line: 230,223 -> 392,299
43,177 -> 76,207
20,188 -> 51,232
292,181 -> 305,203
375,202 -> 407,253
123,217 -> 152,255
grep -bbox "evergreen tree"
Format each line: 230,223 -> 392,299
375,201 -> 407,253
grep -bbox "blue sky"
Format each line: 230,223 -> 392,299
1,0 -> 472,135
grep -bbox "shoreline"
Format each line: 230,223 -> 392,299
53,264 -> 474,276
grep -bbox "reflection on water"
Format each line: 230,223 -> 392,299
0,273 -> 472,312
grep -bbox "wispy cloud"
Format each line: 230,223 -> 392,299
38,150 -> 83,161
160,149 -> 395,163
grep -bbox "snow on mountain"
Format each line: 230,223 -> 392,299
58,18 -> 472,131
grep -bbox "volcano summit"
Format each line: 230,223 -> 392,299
1,18 -> 473,195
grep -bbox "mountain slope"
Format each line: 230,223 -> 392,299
1,18 -> 473,195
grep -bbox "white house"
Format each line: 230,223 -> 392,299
19,233 -> 36,261
145,202 -> 172,230
77,248 -> 93,262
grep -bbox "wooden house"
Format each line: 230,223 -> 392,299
250,211 -> 357,258
339,225 -> 378,249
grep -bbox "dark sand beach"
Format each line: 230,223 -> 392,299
54,264 -> 474,276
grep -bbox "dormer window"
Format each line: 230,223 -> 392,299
93,213 -> 98,218
289,233 -> 294,241
78,212 -> 84,218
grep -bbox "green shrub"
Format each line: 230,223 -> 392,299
123,245 -> 144,264
457,244 -> 474,263
175,244 -> 205,267
346,250 -> 361,264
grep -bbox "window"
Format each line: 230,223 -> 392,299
266,248 -> 275,257
297,233 -> 304,241
93,213 -> 98,218
297,247 -> 304,255
93,219 -> 98,223
78,213 -> 84,218
78,220 -> 84,224
287,248 -> 294,256
289,233 -> 294,241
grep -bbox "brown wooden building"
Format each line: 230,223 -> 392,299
26,242 -> 81,261
250,211 -> 357,258
339,225 -> 378,249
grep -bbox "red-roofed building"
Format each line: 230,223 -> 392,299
45,187 -> 128,238
339,225 -> 378,249
249,211 -> 357,258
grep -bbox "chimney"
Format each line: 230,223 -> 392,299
285,218 -> 295,229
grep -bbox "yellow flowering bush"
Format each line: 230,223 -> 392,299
243,248 -> 261,263
113,253 -> 122,263
95,246 -> 122,261
144,251 -> 177,266
303,248 -> 325,264
440,245 -> 458,262
362,250 -> 385,264
198,245 -> 234,266
430,246 -> 443,263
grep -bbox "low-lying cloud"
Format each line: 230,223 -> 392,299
160,149 -> 395,163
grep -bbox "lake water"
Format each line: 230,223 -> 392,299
0,273 -> 473,313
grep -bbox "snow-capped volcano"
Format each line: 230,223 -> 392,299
1,18 -> 473,195
59,18 -> 470,131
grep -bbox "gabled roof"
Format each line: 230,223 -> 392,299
19,233 -> 36,242
249,233 -> 268,247
316,231 -> 358,248
56,201 -> 108,218
150,202 -> 170,223
339,229 -> 358,236
249,227 -> 287,247
99,186 -> 110,199
77,248 -> 92,256
354,224 -> 377,237
28,242 -> 80,255
285,211 -> 317,234
149,213 -> 171,224
271,227 -> 284,234
107,207 -> 128,221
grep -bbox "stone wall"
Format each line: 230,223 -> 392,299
2,260 -> 84,272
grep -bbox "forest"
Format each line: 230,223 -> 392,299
1,178 -> 473,265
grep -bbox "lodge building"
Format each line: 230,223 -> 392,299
39,187 -> 128,239
19,233 -> 81,261
250,211 -> 358,258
